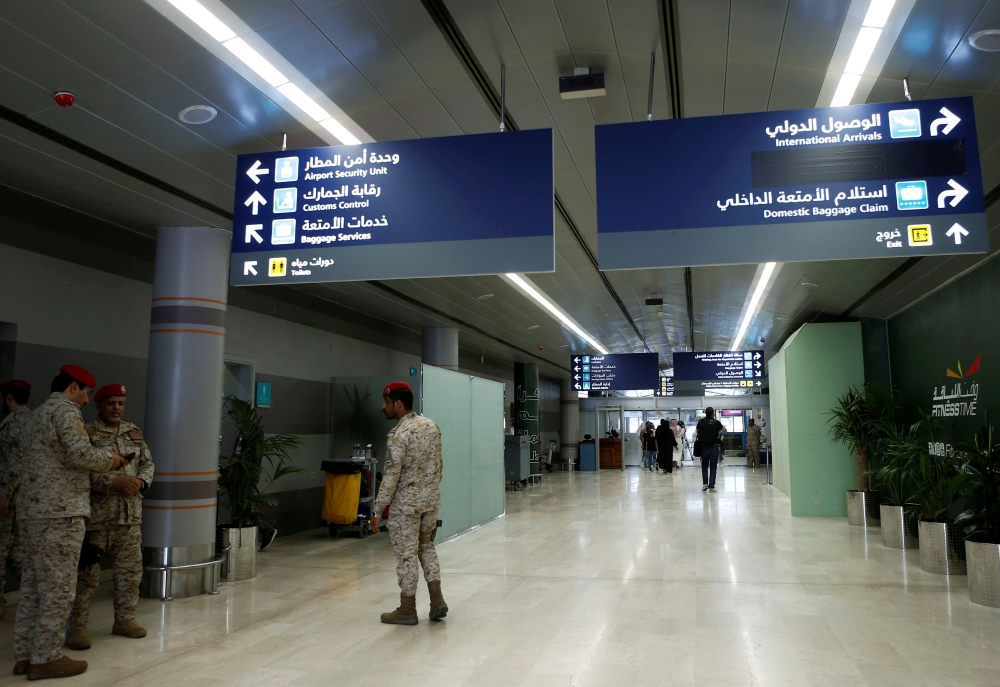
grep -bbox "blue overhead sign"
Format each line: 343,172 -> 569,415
596,97 -> 987,269
230,129 -> 554,285
673,351 -> 765,381
571,353 -> 659,391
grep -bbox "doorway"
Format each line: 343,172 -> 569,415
595,405 -> 624,470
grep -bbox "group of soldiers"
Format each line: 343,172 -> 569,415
0,365 -> 153,680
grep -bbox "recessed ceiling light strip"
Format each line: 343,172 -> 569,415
730,262 -> 778,351
146,0 -> 370,145
503,274 -> 609,354
818,0 -> 918,107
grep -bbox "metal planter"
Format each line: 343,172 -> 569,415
217,525 -> 258,581
880,505 -> 919,549
846,490 -> 880,527
966,540 -> 1000,608
919,521 -> 966,575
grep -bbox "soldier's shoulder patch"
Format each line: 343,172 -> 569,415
75,419 -> 87,435
128,428 -> 144,443
8,426 -> 18,438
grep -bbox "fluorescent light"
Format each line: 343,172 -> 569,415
844,26 -> 882,74
277,83 -> 330,122
505,273 -> 609,354
862,0 -> 897,28
830,73 -> 862,106
223,38 -> 288,87
730,262 -> 776,351
166,0 -> 236,41
319,118 -> 362,146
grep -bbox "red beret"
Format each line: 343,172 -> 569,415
0,380 -> 30,393
94,384 -> 127,403
60,365 -> 97,389
382,381 -> 412,398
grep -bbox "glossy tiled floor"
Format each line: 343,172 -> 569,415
2,465 -> 999,686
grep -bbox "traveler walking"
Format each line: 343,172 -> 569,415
670,419 -> 683,467
370,382 -> 447,625
640,422 -> 656,471
696,408 -> 726,493
655,419 -> 676,473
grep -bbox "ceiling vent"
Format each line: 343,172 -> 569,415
560,68 -> 606,100
178,105 -> 218,124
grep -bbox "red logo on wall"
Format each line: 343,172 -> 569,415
946,354 -> 981,379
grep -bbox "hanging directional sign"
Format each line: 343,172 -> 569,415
596,97 -> 987,269
570,353 -> 659,391
673,351 -> 765,381
230,129 -> 554,285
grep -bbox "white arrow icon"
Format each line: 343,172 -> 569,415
574,383 -> 581,390
946,223 -> 969,245
755,371 -> 762,377
245,224 -> 263,244
574,374 -> 580,381
930,107 -> 961,136
937,179 -> 968,208
754,352 -> 761,360
573,357 -> 581,363
243,261 -> 258,276
755,361 -> 762,368
245,191 -> 267,215
246,160 -> 270,184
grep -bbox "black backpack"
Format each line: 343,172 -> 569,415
696,417 -> 720,445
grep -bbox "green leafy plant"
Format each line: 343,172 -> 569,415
219,396 -> 306,527
335,384 -> 380,445
955,419 -> 1000,544
829,381 -> 898,492
908,411 -> 964,523
871,422 -> 919,507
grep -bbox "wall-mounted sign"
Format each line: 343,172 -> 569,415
596,97 -> 987,268
230,130 -> 554,285
673,351 -> 765,380
255,381 -> 272,408
571,353 -> 658,391
654,377 -> 674,397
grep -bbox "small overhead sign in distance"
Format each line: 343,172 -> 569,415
673,351 -> 765,381
654,376 -> 674,397
571,353 -> 659,391
230,130 -> 554,286
595,97 -> 986,268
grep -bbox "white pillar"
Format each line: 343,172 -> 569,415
560,377 -> 579,469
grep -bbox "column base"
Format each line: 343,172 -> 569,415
140,544 -> 221,600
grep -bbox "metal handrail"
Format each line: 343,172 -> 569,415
145,556 -> 226,572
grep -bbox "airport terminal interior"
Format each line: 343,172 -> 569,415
1,0 -> 1000,684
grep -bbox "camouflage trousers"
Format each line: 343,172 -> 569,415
0,503 -> 22,603
387,510 -> 441,596
15,517 -> 86,664
68,525 -> 143,630
746,444 -> 760,468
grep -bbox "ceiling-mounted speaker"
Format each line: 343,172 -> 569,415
645,298 -> 663,306
560,68 -> 606,100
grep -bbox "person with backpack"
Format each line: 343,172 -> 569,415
695,408 -> 726,493
655,419 -> 676,473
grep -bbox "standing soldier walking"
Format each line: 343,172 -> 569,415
746,418 -> 763,469
13,366 -> 125,680
66,384 -> 153,650
369,382 -> 447,625
0,380 -> 32,620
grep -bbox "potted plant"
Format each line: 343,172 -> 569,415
218,396 -> 305,581
872,423 -> 919,549
955,421 -> 1000,606
829,382 -> 896,527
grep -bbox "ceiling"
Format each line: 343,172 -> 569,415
0,0 -> 998,378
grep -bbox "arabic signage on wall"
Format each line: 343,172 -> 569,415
229,129 -> 554,285
673,351 -> 765,381
596,97 -> 987,269
888,251 -> 1000,444
571,353 -> 659,391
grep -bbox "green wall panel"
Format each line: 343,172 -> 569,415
769,349 -> 791,497
421,365 -> 505,541
889,254 -> 999,442
770,323 -> 864,516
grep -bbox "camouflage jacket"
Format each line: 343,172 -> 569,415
86,418 -> 154,527
747,424 -> 763,447
18,392 -> 113,520
0,405 -> 32,502
375,411 -> 443,515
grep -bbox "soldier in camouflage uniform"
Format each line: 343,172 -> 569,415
13,366 -> 125,680
66,384 -> 153,650
370,381 -> 447,625
0,380 -> 32,620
